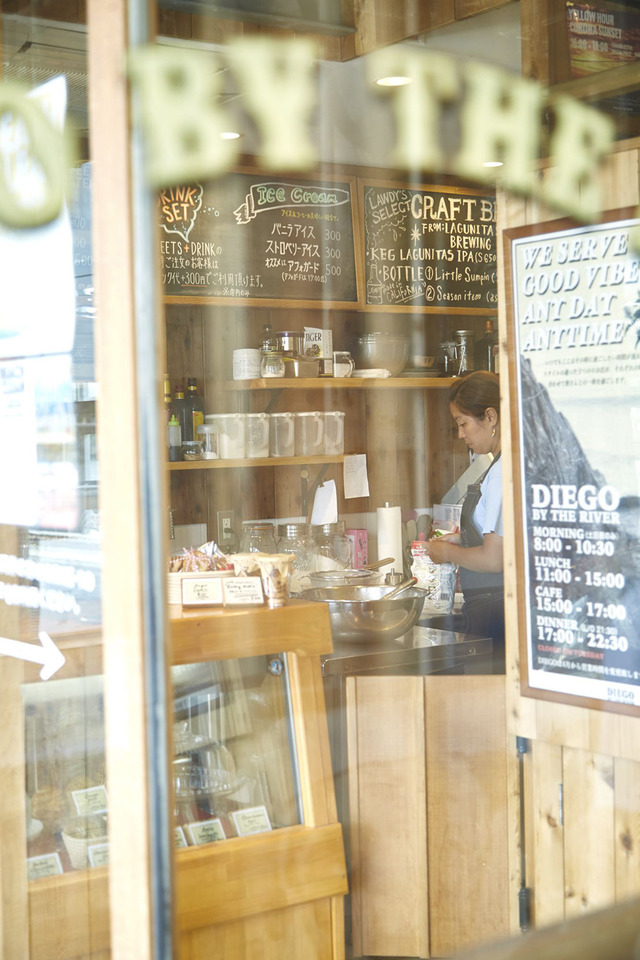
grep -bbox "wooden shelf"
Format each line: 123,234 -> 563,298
168,454 -> 348,471
219,376 -> 454,391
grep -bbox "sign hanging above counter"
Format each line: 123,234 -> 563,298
159,172 -> 360,307
362,181 -> 497,312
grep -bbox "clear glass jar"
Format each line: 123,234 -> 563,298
277,522 -> 318,591
240,521 -> 278,553
260,349 -> 285,378
312,521 -> 352,570
181,440 -> 204,461
454,329 -> 475,376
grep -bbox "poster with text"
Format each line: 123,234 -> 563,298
512,216 -> 640,708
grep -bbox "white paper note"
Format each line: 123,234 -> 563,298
311,479 -> 338,524
343,455 -> 370,499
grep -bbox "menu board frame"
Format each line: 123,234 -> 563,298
360,177 -> 498,314
160,166 -> 363,310
505,207 -> 640,715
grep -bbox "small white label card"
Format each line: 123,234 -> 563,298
231,805 -> 272,837
72,784 -> 108,816
182,577 -> 224,606
174,826 -> 188,848
186,818 -> 227,845
223,577 -> 264,605
88,843 -> 110,867
343,454 -> 369,499
27,852 -> 63,881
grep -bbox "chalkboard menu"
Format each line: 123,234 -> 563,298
159,173 -> 359,305
509,213 -> 640,711
362,181 -> 497,310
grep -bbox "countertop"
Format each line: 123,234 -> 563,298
320,622 -> 493,677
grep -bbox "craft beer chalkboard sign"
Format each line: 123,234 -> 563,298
159,173 -> 359,306
362,180 -> 497,311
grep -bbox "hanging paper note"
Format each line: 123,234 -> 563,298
343,454 -> 369,499
311,479 -> 338,525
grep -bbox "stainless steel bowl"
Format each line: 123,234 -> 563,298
298,583 -> 427,643
357,333 -> 410,376
307,568 -> 378,588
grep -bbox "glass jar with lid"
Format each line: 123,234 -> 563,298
277,522 -> 318,592
240,521 -> 278,554
312,521 -> 352,570
260,349 -> 285,378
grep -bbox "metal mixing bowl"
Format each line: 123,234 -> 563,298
298,583 -> 427,643
356,333 -> 410,376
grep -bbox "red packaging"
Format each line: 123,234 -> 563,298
346,528 -> 368,569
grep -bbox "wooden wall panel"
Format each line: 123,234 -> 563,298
528,740 -> 564,927
346,676 -> 429,959
614,758 -> 640,903
425,675 -> 510,956
563,749 -> 615,917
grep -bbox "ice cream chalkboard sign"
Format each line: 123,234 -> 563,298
362,181 -> 497,311
159,173 -> 359,306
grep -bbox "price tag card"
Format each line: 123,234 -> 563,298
72,784 -> 108,816
182,577 -> 224,606
174,826 -> 188,848
27,852 -> 63,881
186,818 -> 227,845
88,843 -> 110,867
231,805 -> 272,837
223,577 -> 264,606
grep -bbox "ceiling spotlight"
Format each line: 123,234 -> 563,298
220,131 -> 241,140
483,160 -> 504,168
376,76 -> 412,87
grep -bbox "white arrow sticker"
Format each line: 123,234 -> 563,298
0,631 -> 65,680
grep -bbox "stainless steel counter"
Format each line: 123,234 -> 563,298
321,623 -> 493,677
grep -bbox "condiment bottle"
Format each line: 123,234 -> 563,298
186,377 -> 205,439
474,318 -> 498,372
168,414 -> 182,461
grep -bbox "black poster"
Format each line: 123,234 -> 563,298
511,215 -> 640,708
362,182 -> 497,309
159,174 -> 358,304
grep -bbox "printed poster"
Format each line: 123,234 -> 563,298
512,216 -> 640,707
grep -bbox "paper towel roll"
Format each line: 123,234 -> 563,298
377,504 -> 403,577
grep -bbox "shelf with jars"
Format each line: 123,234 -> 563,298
168,453 -> 348,471
217,376 -> 455,391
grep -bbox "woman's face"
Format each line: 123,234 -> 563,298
450,402 -> 496,455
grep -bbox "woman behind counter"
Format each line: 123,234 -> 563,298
425,371 -> 505,664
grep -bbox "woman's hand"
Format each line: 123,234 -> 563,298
425,533 -> 459,564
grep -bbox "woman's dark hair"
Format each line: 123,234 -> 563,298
449,371 -> 500,420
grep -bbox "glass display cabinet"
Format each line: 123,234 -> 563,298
13,600 -> 347,960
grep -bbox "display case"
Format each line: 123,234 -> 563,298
15,601 -> 347,960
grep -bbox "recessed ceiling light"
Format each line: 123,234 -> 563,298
220,131 -> 241,140
376,76 -> 412,87
483,160 -> 504,167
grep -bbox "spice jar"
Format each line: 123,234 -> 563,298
181,440 -> 204,461
240,521 -> 278,554
260,350 -> 285,378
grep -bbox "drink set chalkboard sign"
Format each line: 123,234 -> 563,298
159,173 -> 359,307
159,173 -> 498,311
